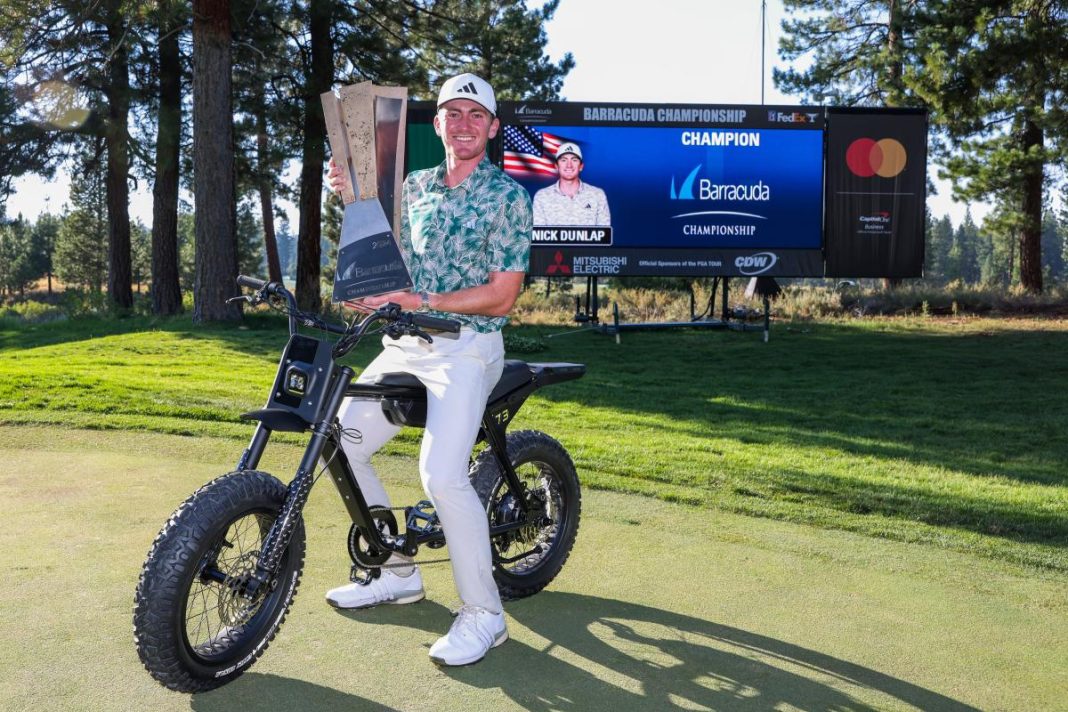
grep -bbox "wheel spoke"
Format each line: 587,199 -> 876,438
491,459 -> 565,574
183,511 -> 272,655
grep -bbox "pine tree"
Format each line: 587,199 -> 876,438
407,0 -> 574,100
275,217 -> 297,281
908,1 -> 1068,293
981,201 -> 1021,287
777,1 -> 1068,294
0,217 -> 38,297
975,225 -> 997,286
236,202 -> 267,278
1040,209 -> 1063,283
232,0 -> 295,285
192,0 -> 240,322
927,214 -> 954,281
54,164 -> 109,292
131,219 -> 151,294
955,210 -> 981,284
149,0 -> 186,315
31,212 -> 61,294
1060,185 -> 1068,285
320,191 -> 344,284
0,1 -> 140,308
177,211 -> 196,290
776,0 -> 917,106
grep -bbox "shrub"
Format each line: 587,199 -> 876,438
2,299 -> 68,324
510,279 -> 1068,324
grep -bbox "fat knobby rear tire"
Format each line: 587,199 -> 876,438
469,430 -> 581,600
133,470 -> 305,692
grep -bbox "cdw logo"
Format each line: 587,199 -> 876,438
735,252 -> 777,275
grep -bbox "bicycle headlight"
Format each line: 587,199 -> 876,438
284,366 -> 310,397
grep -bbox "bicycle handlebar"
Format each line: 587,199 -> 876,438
411,312 -> 461,333
236,275 -> 267,291
235,275 -> 462,353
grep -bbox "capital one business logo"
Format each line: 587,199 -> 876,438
668,164 -> 768,220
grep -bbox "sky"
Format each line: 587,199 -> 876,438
4,0 -> 987,226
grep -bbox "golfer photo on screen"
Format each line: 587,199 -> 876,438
532,142 -> 611,227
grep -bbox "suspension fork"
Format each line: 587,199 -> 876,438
245,365 -> 356,596
237,422 -> 271,471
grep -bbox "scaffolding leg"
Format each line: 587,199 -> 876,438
763,294 -> 770,343
591,276 -> 599,323
721,277 -> 730,322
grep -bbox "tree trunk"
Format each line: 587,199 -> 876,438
105,6 -> 133,310
1018,119 -> 1043,293
886,0 -> 902,100
295,0 -> 333,311
192,0 -> 240,322
152,1 -> 184,315
256,92 -> 283,283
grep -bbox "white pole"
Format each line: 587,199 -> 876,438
761,0 -> 767,105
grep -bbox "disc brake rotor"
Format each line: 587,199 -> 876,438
218,551 -> 264,627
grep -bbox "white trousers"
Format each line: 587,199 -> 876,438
336,329 -> 505,613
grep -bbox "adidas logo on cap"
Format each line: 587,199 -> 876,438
437,73 -> 497,115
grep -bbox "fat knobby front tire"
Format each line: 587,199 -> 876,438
133,470 -> 305,692
469,430 -> 581,600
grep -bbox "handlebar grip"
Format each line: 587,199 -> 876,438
237,275 -> 267,290
319,320 -> 348,335
412,313 -> 461,333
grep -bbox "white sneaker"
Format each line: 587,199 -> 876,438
428,605 -> 508,666
325,569 -> 425,609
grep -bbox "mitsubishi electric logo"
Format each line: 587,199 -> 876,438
457,82 -> 479,96
546,251 -> 571,275
735,252 -> 778,275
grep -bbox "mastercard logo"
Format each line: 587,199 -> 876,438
846,138 -> 907,178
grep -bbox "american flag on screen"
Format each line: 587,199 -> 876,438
502,126 -> 569,178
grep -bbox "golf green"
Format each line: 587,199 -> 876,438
1,426 -> 1064,711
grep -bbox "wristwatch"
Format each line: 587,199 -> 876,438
419,291 -> 431,311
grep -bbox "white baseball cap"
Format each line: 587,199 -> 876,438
556,142 -> 583,161
437,73 -> 497,115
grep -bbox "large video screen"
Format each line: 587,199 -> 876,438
496,102 -> 826,277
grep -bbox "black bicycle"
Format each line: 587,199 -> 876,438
133,276 -> 584,692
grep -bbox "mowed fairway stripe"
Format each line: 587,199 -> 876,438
1,426 -> 1065,712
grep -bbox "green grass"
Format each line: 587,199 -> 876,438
2,427 -> 1066,711
2,312 -> 1067,572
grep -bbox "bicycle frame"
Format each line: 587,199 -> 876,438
232,331 -> 561,599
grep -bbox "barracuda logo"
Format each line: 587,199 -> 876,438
670,165 -> 703,200
670,164 -> 770,220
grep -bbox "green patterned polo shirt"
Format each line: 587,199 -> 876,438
400,158 -> 532,333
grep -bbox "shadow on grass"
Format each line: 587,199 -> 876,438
6,315 -> 1066,550
190,673 -> 397,712
485,592 -> 978,712
0,311 -> 291,358
533,323 -> 1068,548
217,592 -> 978,711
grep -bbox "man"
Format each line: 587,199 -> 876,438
324,73 -> 531,666
532,142 -> 611,226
